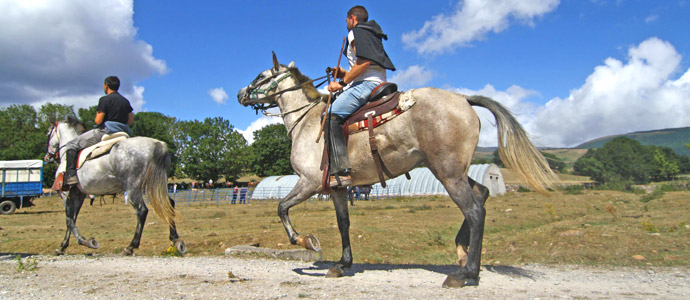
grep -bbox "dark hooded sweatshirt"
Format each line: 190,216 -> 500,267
344,20 -> 396,71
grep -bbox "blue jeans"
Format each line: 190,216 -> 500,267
329,81 -> 379,119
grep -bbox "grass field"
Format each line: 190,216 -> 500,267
1,189 -> 688,267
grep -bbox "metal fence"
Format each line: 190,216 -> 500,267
168,185 -> 413,206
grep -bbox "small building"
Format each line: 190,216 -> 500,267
250,164 -> 506,200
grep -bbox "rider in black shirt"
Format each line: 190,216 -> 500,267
63,76 -> 134,188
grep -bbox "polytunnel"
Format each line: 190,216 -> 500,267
250,164 -> 505,200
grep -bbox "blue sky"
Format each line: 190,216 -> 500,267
2,0 -> 689,147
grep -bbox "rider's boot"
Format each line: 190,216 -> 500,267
63,149 -> 79,188
326,115 -> 352,188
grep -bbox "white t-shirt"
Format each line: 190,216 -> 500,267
345,30 -> 386,88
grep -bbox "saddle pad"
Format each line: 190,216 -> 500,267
344,92 -> 401,134
77,135 -> 128,168
344,91 -> 416,135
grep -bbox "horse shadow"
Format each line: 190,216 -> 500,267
293,261 -> 542,280
0,253 -> 37,260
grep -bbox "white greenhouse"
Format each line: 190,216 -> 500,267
250,164 -> 505,200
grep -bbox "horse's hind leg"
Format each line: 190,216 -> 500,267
433,173 -> 486,288
123,190 -> 147,256
455,178 -> 489,267
326,189 -> 352,278
168,196 -> 186,254
278,178 -> 320,251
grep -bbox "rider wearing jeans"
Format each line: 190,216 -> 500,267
327,5 -> 395,187
63,76 -> 134,188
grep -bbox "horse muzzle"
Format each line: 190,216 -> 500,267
237,87 -> 250,106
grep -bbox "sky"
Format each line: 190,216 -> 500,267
2,0 -> 689,147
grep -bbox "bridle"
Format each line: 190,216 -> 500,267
242,68 -> 329,113
45,122 -> 64,161
241,68 -> 330,137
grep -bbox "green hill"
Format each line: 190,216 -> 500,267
576,127 -> 690,156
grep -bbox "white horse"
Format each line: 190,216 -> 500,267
237,53 -> 557,287
45,117 -> 186,255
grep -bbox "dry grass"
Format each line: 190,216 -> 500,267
1,190 -> 688,267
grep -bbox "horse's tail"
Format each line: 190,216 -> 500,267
143,141 -> 176,227
467,95 -> 558,194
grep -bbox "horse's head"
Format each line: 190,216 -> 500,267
44,116 -> 86,162
237,52 -> 297,111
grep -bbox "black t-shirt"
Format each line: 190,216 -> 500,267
97,92 -> 133,125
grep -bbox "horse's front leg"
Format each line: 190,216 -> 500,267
63,188 -> 100,251
278,179 -> 320,251
326,189 -> 352,278
123,190 -> 147,256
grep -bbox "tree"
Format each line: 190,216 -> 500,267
38,103 -> 76,128
175,117 -> 247,182
0,105 -> 44,161
77,106 -> 98,129
249,123 -> 293,176
649,148 -> 679,181
574,137 -> 652,184
131,112 -> 179,176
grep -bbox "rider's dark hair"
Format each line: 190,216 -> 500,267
347,5 -> 368,22
104,76 -> 120,91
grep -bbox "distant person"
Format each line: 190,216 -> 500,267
239,187 -> 247,204
62,76 -> 133,189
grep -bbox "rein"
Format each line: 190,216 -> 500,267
46,122 -> 65,160
245,71 -> 329,137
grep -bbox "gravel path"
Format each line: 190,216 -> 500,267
1,255 -> 688,299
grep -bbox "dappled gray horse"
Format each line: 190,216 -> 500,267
45,117 -> 186,255
238,53 -> 558,287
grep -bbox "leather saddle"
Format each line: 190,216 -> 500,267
77,132 -> 130,168
344,82 -> 400,134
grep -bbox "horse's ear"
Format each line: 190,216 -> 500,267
288,61 -> 295,68
272,51 -> 280,71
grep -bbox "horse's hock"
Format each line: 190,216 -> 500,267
224,244 -> 322,261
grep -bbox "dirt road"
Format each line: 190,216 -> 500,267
0,255 -> 688,299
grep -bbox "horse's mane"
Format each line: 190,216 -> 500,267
288,66 -> 328,102
65,116 -> 86,134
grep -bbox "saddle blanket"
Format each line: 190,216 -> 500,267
345,90 -> 416,135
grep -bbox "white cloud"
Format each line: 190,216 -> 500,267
644,14 -> 659,23
0,0 -> 167,111
389,65 -> 434,90
208,87 -> 229,105
402,0 -> 560,54
525,37 -> 690,147
444,37 -> 690,148
236,108 -> 283,144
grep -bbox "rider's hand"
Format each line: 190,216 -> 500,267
327,81 -> 344,93
330,67 -> 346,78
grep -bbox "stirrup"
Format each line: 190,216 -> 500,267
329,175 -> 352,188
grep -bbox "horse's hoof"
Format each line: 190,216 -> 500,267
325,265 -> 344,278
86,238 -> 100,249
55,249 -> 64,256
122,247 -> 134,256
296,234 -> 321,252
175,240 -> 187,255
442,275 -> 479,288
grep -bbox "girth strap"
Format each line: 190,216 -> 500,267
367,113 -> 397,187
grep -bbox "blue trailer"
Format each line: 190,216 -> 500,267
1,160 -> 44,215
